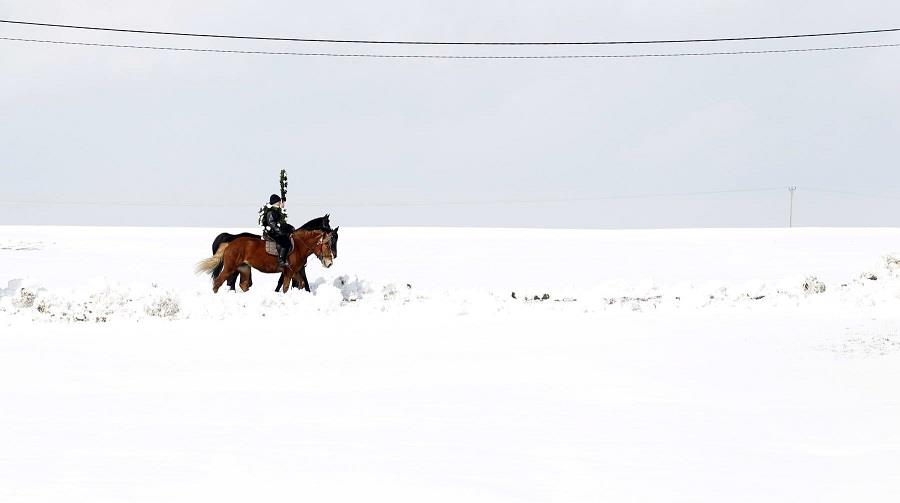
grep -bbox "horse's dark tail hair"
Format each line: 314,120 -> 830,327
211,260 -> 225,280
195,243 -> 228,278
211,233 -> 230,255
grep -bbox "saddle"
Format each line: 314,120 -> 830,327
264,236 -> 294,257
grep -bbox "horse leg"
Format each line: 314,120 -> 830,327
238,265 -> 251,292
212,253 -> 239,293
227,271 -> 239,291
299,267 -> 310,293
281,268 -> 294,293
275,272 -> 284,292
213,267 -> 231,293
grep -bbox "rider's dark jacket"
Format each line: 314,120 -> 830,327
261,205 -> 289,240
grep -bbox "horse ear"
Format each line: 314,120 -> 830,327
334,226 -> 339,232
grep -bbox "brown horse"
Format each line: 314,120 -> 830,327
196,229 -> 334,293
210,215 -> 338,292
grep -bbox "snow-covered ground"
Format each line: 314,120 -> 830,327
2,226 -> 900,501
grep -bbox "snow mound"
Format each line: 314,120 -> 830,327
4,249 -> 900,322
333,275 -> 372,302
0,274 -> 393,322
0,239 -> 44,251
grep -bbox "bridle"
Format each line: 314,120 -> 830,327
288,229 -> 333,263
312,231 -> 333,261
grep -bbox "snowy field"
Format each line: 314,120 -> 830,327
2,226 -> 900,501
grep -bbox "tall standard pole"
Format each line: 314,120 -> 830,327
788,186 -> 797,228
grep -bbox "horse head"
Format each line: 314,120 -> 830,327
296,216 -> 338,263
312,230 -> 335,269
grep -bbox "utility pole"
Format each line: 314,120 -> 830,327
788,186 -> 797,228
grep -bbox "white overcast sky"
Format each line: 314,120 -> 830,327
2,1 -> 899,228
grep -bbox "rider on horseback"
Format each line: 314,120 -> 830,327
260,194 -> 294,269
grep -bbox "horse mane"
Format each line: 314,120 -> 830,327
299,214 -> 331,231
295,215 -> 338,258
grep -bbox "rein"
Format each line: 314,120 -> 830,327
291,230 -> 329,259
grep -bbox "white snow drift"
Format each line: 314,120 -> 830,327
2,226 -> 900,502
2,226 -> 900,322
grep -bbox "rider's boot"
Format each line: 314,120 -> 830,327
278,246 -> 290,269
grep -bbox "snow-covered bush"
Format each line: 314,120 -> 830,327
883,255 -> 900,277
145,292 -> 181,319
382,283 -> 398,300
12,288 -> 37,309
1,279 -> 43,310
802,276 -> 826,294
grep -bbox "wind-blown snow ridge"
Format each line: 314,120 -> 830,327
3,255 -> 900,323
0,239 -> 44,251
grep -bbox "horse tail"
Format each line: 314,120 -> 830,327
195,243 -> 228,278
211,232 -> 231,255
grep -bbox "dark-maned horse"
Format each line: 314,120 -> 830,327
275,225 -> 338,292
196,229 -> 335,293
209,215 -> 337,292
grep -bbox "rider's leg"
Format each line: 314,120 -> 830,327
277,243 -> 290,268
276,233 -> 291,268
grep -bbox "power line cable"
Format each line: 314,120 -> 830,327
804,187 -> 900,200
0,187 -> 785,208
10,188 -> 900,208
3,36 -> 900,59
11,187 -> 900,208
2,18 -> 899,46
